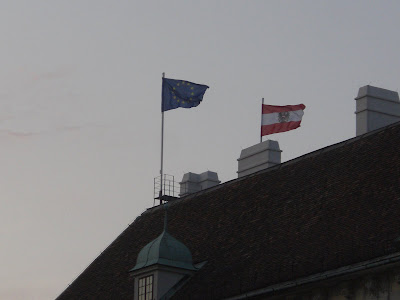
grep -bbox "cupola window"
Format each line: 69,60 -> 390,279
138,275 -> 153,300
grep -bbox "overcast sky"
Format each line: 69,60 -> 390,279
1,1 -> 400,299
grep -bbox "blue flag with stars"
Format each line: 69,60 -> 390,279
162,78 -> 209,112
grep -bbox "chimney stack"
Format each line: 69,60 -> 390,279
355,85 -> 400,136
237,140 -> 281,178
179,171 -> 220,197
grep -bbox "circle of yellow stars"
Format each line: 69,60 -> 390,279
172,81 -> 195,104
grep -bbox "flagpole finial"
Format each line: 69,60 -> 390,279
162,72 -> 165,78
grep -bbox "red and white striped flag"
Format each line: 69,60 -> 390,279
261,104 -> 306,136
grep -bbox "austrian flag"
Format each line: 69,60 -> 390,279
261,104 -> 306,136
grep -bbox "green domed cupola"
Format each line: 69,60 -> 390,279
129,204 -> 202,300
130,230 -> 196,271
130,205 -> 196,272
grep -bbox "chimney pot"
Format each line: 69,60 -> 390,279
237,140 -> 281,177
179,171 -> 220,196
355,85 -> 400,136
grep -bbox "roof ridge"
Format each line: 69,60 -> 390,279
144,120 -> 400,210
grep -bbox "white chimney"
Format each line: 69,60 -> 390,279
179,171 -> 220,197
237,140 -> 281,178
355,85 -> 400,136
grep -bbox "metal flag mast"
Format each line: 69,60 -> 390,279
159,72 -> 165,205
155,73 -> 209,205
260,97 -> 264,143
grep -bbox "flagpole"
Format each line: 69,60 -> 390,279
160,72 -> 165,205
260,97 -> 264,143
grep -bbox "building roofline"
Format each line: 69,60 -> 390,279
145,120 -> 400,214
224,252 -> 400,300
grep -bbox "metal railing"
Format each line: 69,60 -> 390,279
153,174 -> 179,204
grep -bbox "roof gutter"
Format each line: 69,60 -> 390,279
224,252 -> 400,300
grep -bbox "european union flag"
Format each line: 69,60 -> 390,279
162,78 -> 209,112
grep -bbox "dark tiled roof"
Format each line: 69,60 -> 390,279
56,123 -> 400,300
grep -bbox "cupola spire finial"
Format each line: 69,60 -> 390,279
163,203 -> 169,232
